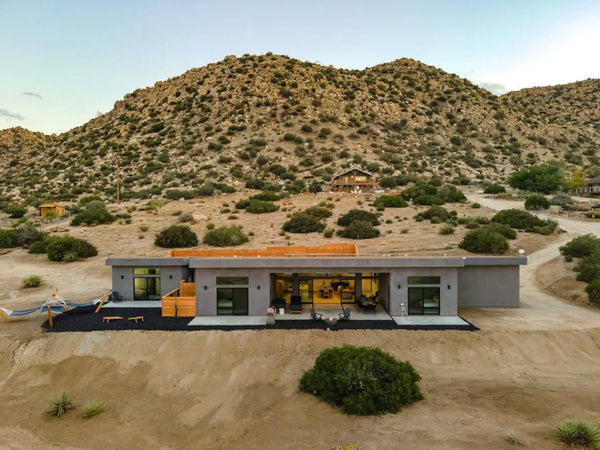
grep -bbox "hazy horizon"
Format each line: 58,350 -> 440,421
2,0 -> 600,134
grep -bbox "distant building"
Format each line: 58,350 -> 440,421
39,202 -> 65,217
331,167 -> 376,192
576,174 -> 600,196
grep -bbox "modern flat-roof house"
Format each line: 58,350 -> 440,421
105,244 -> 526,322
331,168 -> 376,192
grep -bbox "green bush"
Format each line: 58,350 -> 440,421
251,191 -> 280,202
155,225 -> 198,248
560,235 -> 600,259
439,224 -> 455,235
438,185 -> 466,203
337,209 -> 380,227
337,220 -> 380,239
245,200 -> 279,214
323,228 -> 334,238
48,393 -> 74,417
459,228 -> 509,254
556,419 -> 600,448
413,194 -> 445,206
525,194 -> 550,210
550,193 -> 576,210
0,229 -> 18,248
373,195 -> 408,208
491,209 -> 555,234
304,206 -> 333,219
309,180 -> 323,193
417,206 -> 452,222
299,345 -> 423,415
0,223 -> 44,248
23,275 -> 42,288
70,201 -> 116,226
283,214 -> 326,233
165,189 -> 195,200
508,164 -> 562,194
235,199 -> 251,209
28,239 -> 49,253
196,184 -> 215,197
483,184 -> 506,194
203,226 -> 249,247
586,279 -> 600,303
485,222 -> 517,239
4,204 -> 27,218
575,253 -> 600,283
45,236 -> 98,261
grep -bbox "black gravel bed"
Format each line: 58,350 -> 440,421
43,307 -> 478,332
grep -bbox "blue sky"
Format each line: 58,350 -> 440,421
2,0 -> 600,134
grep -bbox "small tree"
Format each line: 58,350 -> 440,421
70,201 -> 116,226
559,235 -> 600,259
46,236 -> 98,261
373,195 -> 408,208
483,184 -> 506,194
155,225 -> 198,248
338,220 -> 380,239
508,164 -> 562,193
245,200 -> 278,214
337,209 -> 379,226
459,228 -> 509,254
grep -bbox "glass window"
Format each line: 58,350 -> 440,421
408,287 -> 440,315
407,276 -> 440,285
217,288 -> 248,315
216,277 -> 249,285
134,277 -> 161,300
134,268 -> 160,275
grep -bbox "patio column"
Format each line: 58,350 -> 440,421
292,273 -> 299,296
354,273 -> 362,300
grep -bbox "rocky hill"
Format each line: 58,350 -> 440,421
0,53 -> 598,203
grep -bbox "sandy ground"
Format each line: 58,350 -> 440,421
0,192 -> 599,449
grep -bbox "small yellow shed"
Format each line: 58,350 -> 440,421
39,202 -> 66,217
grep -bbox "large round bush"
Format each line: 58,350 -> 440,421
559,234 -> 600,259
245,200 -> 278,214
491,209 -> 544,229
338,220 -> 380,239
373,195 -> 408,208
586,279 -> 600,303
203,226 -> 249,247
458,227 -> 509,254
283,213 -> 326,233
417,206 -> 451,221
155,225 -> 198,248
575,253 -> 600,283
525,194 -> 550,210
46,236 -> 98,261
337,209 -> 380,227
299,345 -> 423,415
70,201 -> 116,226
303,206 -> 333,219
484,184 -> 506,194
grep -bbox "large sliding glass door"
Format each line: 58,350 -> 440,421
217,288 -> 248,315
133,268 -> 161,300
408,287 -> 440,315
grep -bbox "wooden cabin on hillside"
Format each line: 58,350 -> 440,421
39,202 -> 65,217
331,167 -> 376,192
576,174 -> 600,196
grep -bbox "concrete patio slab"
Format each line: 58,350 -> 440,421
188,316 -> 268,326
392,316 -> 469,326
103,301 -> 161,308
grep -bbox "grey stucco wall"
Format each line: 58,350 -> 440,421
111,266 -> 187,300
195,268 -> 270,316
457,266 -> 520,308
388,267 -> 458,316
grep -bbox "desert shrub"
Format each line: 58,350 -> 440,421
165,189 -> 194,200
417,206 -> 452,222
178,213 -> 193,223
235,199 -> 251,209
0,229 -> 18,248
337,209 -> 380,227
299,345 -> 423,415
48,393 -> 74,417
196,184 -> 215,197
556,419 -> 600,448
485,222 -> 517,239
28,238 -> 49,253
550,193 -> 576,210
245,178 -> 265,190
458,228 -> 509,254
586,279 -> 600,303
373,195 -> 408,208
70,201 -> 116,226
484,184 -> 506,194
283,214 -> 326,233
413,194 -> 445,206
154,225 -> 198,248
323,228 -> 334,238
560,235 -> 600,259
492,209 -> 543,229
245,200 -> 278,214
525,194 -> 550,210
203,226 -> 249,247
46,236 -> 98,261
23,275 -> 42,288
575,253 -> 600,283
337,220 -> 380,239
438,185 -> 467,203
308,180 -> 323,193
4,204 -> 27,218
439,224 -> 455,235
508,164 -> 562,193
304,206 -> 332,219
251,191 -> 280,202
82,401 -> 104,419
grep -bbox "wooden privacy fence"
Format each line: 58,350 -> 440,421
161,281 -> 196,317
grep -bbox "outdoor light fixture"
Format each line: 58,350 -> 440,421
448,285 -> 451,289
257,285 -> 261,290
397,284 -> 401,289
169,275 -> 173,279
120,275 -> 124,279
204,285 -> 207,291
